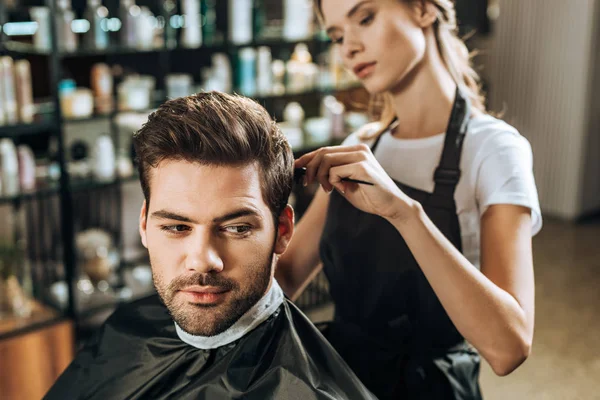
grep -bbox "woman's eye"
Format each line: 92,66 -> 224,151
360,13 -> 374,26
161,225 -> 190,233
331,36 -> 343,45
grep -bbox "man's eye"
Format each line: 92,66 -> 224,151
161,225 -> 190,233
223,225 -> 252,235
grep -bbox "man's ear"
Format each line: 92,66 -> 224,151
410,0 -> 438,28
274,205 -> 294,256
139,200 -> 148,249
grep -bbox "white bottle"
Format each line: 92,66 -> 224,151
211,53 -> 232,93
0,139 -> 20,196
228,0 -> 253,45
256,47 -> 272,96
92,135 -> 116,182
283,0 -> 313,41
0,57 -> 18,125
181,0 -> 202,48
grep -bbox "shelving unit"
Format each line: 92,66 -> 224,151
0,0 -> 359,343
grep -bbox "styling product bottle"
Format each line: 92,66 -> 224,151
253,0 -> 266,39
181,0 -> 202,48
136,7 -> 156,49
119,0 -> 140,48
201,0 -> 218,43
162,0 -> 177,48
0,139 -> 20,196
30,7 -> 52,51
56,0 -> 78,52
281,102 -> 305,148
237,48 -> 256,97
283,0 -> 313,40
271,60 -> 286,95
92,135 -> 116,182
17,145 -> 36,191
212,53 -> 232,93
83,0 -> 109,50
228,0 -> 253,45
256,46 -> 272,96
15,60 -> 34,124
0,64 -> 6,126
0,57 -> 18,125
91,63 -> 114,114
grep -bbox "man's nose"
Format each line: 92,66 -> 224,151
184,233 -> 224,274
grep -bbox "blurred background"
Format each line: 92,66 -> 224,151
0,0 -> 598,399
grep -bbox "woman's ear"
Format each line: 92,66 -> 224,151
411,1 -> 438,28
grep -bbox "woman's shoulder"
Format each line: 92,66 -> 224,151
341,122 -> 382,147
464,113 -> 532,159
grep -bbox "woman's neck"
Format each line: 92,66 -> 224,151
388,30 -> 457,139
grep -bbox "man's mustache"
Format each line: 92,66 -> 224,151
167,273 -> 238,293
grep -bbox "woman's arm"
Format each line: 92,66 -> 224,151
276,188 -> 330,300
388,202 -> 534,376
295,143 -> 536,376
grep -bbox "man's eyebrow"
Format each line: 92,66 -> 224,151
213,208 -> 262,224
151,210 -> 196,223
326,0 -> 373,35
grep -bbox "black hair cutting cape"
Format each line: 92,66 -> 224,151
45,294 -> 377,400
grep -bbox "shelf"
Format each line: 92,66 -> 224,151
0,174 -> 140,204
0,119 -> 56,138
0,299 -> 66,341
1,34 -> 327,59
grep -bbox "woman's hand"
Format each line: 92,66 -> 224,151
295,144 -> 416,221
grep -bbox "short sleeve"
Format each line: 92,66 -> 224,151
474,131 -> 543,236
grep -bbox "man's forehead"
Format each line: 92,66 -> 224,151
147,160 -> 270,215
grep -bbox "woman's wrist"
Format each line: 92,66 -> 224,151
384,196 -> 423,227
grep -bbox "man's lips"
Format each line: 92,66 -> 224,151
353,62 -> 377,79
179,286 -> 230,304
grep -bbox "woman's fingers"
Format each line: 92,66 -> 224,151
295,144 -> 372,186
315,152 -> 368,192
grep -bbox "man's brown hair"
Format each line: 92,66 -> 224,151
133,91 -> 294,219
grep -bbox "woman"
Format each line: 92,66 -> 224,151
276,0 -> 542,398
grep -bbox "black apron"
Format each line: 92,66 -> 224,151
319,88 -> 483,400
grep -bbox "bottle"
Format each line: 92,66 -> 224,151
91,63 -> 114,114
162,0 -> 177,48
256,47 -> 272,96
15,60 -> 34,124
119,0 -> 140,48
201,0 -> 218,44
228,0 -> 253,45
237,48 -> 256,97
83,0 -> 109,50
212,53 -> 232,93
0,139 -> 20,196
283,0 -> 313,41
92,135 -> 116,182
0,57 -> 18,125
181,0 -> 202,48
17,145 -> 36,191
56,0 -> 78,52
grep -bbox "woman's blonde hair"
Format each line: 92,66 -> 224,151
315,0 -> 487,139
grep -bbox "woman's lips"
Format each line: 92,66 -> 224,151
353,62 -> 377,79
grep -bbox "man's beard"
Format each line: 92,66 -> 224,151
151,253 -> 273,337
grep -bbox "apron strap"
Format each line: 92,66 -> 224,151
432,87 -> 471,198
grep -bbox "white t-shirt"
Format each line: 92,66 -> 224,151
342,114 -> 542,269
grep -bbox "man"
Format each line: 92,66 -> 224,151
45,92 -> 376,399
